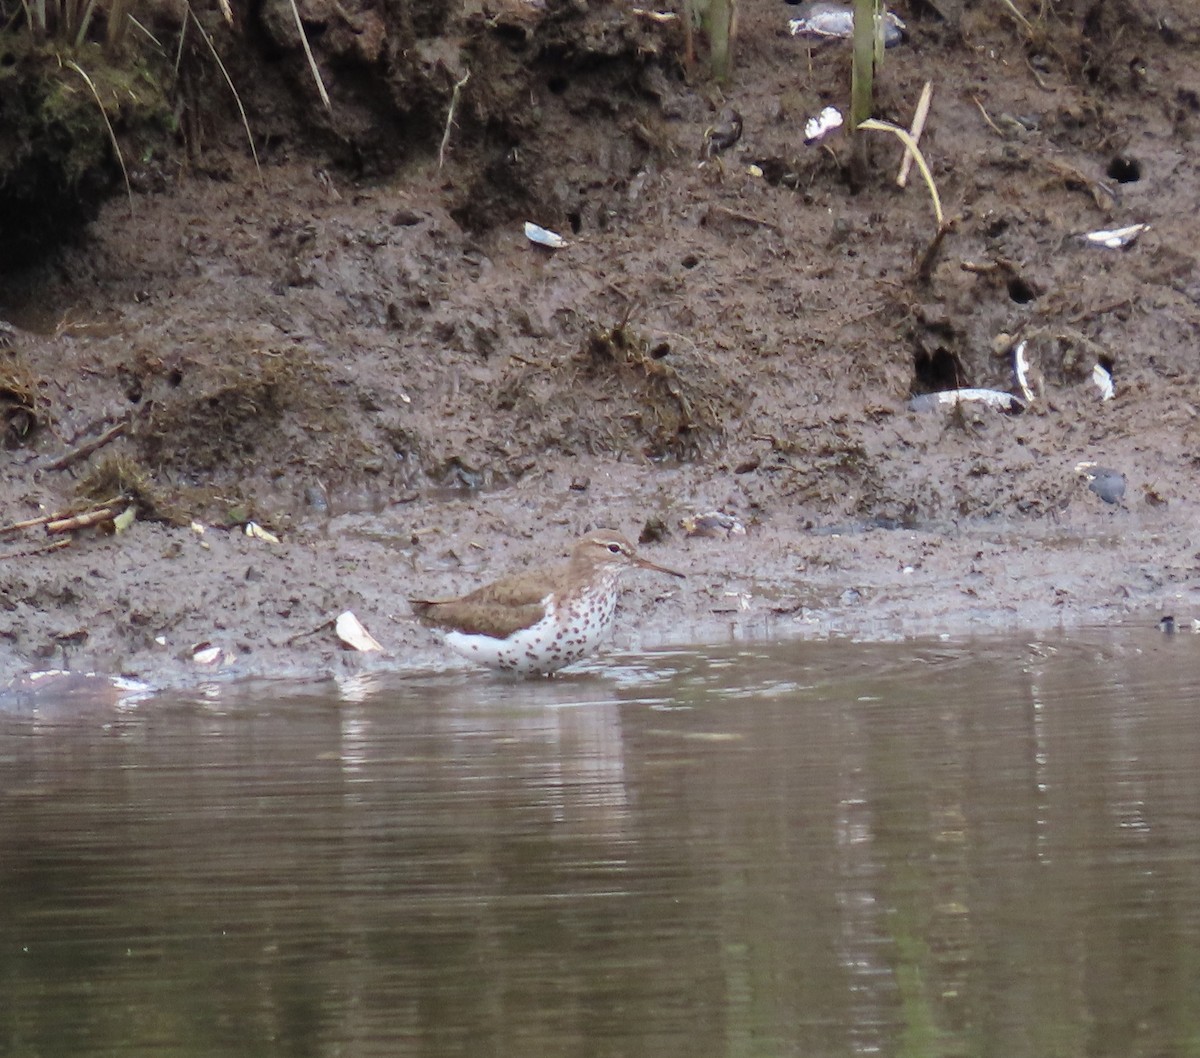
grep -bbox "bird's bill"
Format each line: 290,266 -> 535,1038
634,556 -> 685,579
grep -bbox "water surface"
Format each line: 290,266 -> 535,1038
3,631 -> 1199,1057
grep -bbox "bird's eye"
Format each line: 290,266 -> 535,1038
608,543 -> 622,554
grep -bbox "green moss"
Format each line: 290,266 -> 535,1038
0,31 -> 174,266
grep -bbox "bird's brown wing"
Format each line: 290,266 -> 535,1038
409,564 -> 563,638
408,597 -> 550,639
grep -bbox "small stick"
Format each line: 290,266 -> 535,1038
46,507 -> 117,535
0,537 -> 72,561
916,223 -> 951,285
897,81 -> 933,188
39,417 -> 129,473
280,617 -> 336,647
629,8 -> 678,22
0,513 -> 58,536
438,69 -> 471,171
710,205 -> 782,234
972,95 -> 1004,136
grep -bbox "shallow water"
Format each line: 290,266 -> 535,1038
3,630 -> 1199,1058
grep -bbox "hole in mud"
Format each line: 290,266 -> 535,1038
1106,156 -> 1141,183
567,210 -> 582,234
650,342 -> 670,359
681,253 -> 699,269
167,369 -> 183,388
547,76 -> 569,96
1007,276 -> 1037,304
1098,354 -> 1115,377
126,380 -> 143,403
913,348 -> 963,393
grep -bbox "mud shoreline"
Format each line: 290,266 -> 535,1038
3,0 -> 1199,691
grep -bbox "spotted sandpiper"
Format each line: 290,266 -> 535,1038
409,529 -> 685,674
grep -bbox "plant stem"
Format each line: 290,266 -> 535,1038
849,0 -> 877,181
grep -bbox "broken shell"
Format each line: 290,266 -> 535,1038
682,511 -> 747,539
1092,363 -> 1115,401
788,2 -> 905,47
1082,223 -> 1149,249
804,106 -> 844,145
335,610 -> 384,653
190,643 -> 226,666
524,222 -> 567,249
908,388 -> 1024,413
245,521 -> 281,544
1012,340 -> 1038,404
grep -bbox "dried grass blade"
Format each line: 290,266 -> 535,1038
186,2 -> 264,186
858,117 -> 943,228
62,57 -> 134,213
287,0 -> 331,111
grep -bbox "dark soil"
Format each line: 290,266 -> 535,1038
3,0 -> 1200,689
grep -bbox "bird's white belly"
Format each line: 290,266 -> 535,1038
443,596 -> 617,675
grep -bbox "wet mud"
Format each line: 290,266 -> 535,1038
2,0 -> 1200,688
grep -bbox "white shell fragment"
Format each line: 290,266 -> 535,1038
524,222 -> 568,249
1013,340 -> 1035,404
190,643 -> 226,666
788,2 -> 905,47
804,106 -> 844,145
1092,363 -> 1115,401
335,610 -> 383,653
908,388 -> 1024,413
245,521 -> 281,544
1083,223 -> 1149,249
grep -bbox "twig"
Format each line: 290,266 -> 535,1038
0,537 -> 72,561
438,69 -> 470,171
280,616 -> 336,647
916,223 -> 952,285
999,0 -> 1034,34
972,95 -> 1004,135
39,417 -> 128,472
709,205 -> 782,233
897,81 -> 932,188
629,8 -> 678,22
0,512 -> 57,536
46,507 -> 117,534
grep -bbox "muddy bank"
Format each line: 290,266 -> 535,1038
2,0 -> 1200,688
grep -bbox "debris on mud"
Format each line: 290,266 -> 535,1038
0,346 -> 43,446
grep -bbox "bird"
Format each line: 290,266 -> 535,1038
409,529 -> 685,675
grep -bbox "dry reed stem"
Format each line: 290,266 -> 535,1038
438,69 -> 470,170
286,0 -> 331,111
897,80 -> 932,188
